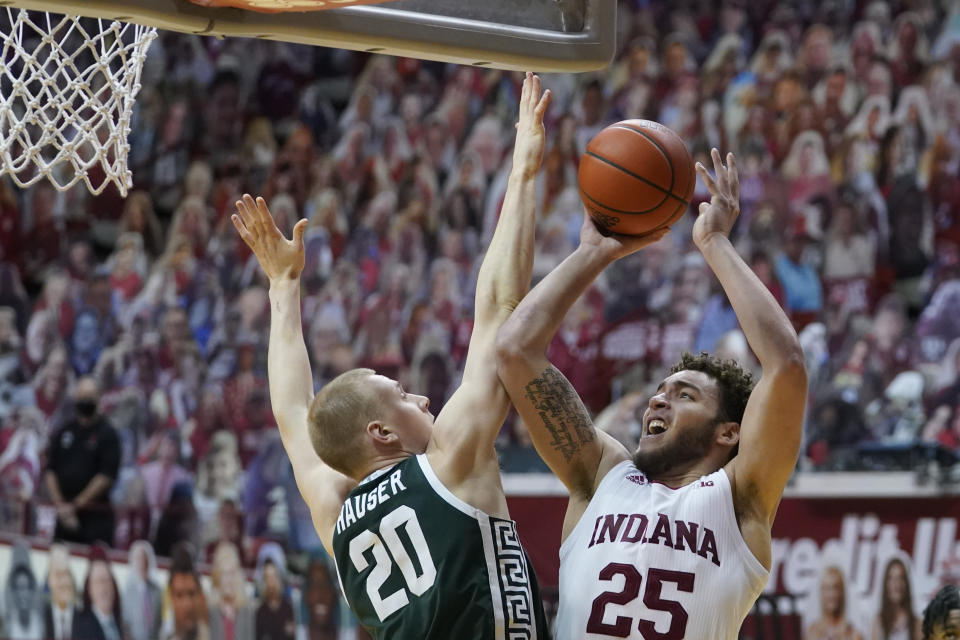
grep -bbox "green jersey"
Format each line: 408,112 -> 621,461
332,454 -> 550,639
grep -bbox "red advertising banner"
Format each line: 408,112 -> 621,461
768,497 -> 960,634
508,495 -> 960,633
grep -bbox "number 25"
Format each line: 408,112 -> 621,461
586,564 -> 694,639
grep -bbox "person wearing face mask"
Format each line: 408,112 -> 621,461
44,376 -> 121,545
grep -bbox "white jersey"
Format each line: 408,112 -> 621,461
556,461 -> 768,640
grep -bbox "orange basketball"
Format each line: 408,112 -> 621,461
578,119 -> 695,236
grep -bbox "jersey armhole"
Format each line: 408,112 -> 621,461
558,459 -> 634,559
416,454 -> 480,519
716,469 -> 769,581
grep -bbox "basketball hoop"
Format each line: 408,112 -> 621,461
0,9 -> 156,196
187,0 -> 398,11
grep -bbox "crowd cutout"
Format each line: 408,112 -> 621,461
1,0 -> 960,637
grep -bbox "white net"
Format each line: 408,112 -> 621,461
0,9 -> 156,196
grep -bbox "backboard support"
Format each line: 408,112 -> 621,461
0,0 -> 616,72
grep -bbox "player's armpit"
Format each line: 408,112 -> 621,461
729,356 -> 807,527
275,407 -> 355,554
290,459 -> 355,553
429,369 -> 511,479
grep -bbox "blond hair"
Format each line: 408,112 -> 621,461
210,541 -> 247,608
308,368 -> 378,478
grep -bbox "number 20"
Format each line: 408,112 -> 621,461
348,505 -> 438,621
587,564 -> 694,639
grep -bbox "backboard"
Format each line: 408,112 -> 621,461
0,0 -> 616,72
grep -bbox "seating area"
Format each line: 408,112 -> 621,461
0,0 -> 957,570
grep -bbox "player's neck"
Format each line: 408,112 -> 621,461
644,469 -> 704,489
643,456 -> 725,488
356,453 -> 412,483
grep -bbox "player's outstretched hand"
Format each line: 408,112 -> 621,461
579,208 -> 669,261
693,148 -> 741,249
512,71 -> 552,179
232,194 -> 308,282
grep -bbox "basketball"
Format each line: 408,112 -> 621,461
578,119 -> 695,236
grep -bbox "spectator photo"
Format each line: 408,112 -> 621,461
299,556 -> 338,640
871,556 -> 922,640
120,541 -> 163,640
207,541 -> 254,640
76,550 -> 127,640
0,0 -> 956,635
44,377 -> 120,546
42,544 -> 79,640
3,542 -> 43,640
806,565 -> 865,640
165,546 -> 210,640
254,544 -> 295,640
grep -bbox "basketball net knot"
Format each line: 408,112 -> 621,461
0,9 -> 156,195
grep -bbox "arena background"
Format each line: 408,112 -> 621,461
1,0 -> 959,638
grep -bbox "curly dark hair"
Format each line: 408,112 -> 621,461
669,352 -> 755,424
922,584 -> 959,638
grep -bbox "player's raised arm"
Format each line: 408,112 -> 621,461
429,73 -> 550,478
693,149 -> 807,528
231,195 -> 354,553
496,215 -> 667,501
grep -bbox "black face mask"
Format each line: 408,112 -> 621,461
75,399 -> 98,418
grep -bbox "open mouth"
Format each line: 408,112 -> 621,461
647,418 -> 667,436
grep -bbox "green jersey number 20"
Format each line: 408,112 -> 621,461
348,505 -> 438,621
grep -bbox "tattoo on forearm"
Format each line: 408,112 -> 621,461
523,367 -> 595,462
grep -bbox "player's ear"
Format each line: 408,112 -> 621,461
716,421 -> 740,448
367,420 -> 398,444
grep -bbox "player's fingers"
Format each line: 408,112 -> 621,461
532,74 -> 541,106
535,89 -> 552,118
292,218 -> 308,247
520,71 -> 532,111
257,196 -> 283,239
253,195 -> 277,236
240,194 -> 262,236
235,197 -> 257,233
230,213 -> 256,248
647,227 -> 670,242
695,162 -> 719,195
727,152 -> 740,201
580,206 -> 594,228
710,148 -> 728,192
624,226 -> 669,252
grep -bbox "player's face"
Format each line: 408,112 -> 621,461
929,608 -> 960,640
633,370 -> 726,478
372,375 -> 434,453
